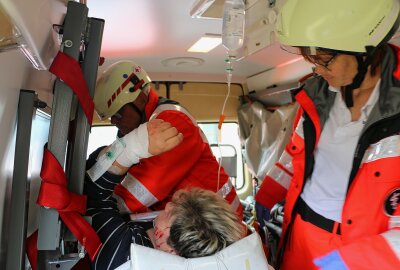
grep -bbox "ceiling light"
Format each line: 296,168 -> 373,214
161,57 -> 204,67
188,35 -> 221,53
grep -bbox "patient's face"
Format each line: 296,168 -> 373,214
153,203 -> 176,254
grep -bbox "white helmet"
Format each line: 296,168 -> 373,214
276,0 -> 400,53
94,61 -> 151,120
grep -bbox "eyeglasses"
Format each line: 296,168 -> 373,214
309,53 -> 337,71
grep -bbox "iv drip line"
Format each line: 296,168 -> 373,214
216,55 -> 235,192
216,0 -> 244,193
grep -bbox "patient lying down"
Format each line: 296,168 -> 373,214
84,160 -> 245,270
146,188 -> 245,257
84,121 -> 272,269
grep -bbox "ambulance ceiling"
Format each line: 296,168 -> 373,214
2,0 -> 400,88
86,0 -> 300,84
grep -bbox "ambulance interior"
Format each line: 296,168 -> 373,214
1,0 -> 400,269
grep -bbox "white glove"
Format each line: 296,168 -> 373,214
116,122 -> 152,167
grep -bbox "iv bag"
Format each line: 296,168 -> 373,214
222,0 -> 245,52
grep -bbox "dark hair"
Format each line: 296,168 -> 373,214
369,46 -> 387,76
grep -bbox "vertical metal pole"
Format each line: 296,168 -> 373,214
36,2 -> 88,268
5,90 -> 36,270
67,17 -> 104,195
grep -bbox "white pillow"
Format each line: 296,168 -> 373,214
129,232 -> 270,270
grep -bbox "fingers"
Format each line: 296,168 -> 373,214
157,124 -> 179,138
147,120 -> 183,155
147,118 -> 164,128
147,119 -> 174,135
162,132 -> 183,152
148,131 -> 183,155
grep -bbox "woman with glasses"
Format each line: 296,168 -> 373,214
255,0 -> 400,269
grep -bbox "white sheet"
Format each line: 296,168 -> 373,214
129,232 -> 270,270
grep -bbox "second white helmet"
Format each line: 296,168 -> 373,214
276,0 -> 400,53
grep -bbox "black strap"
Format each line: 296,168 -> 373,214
294,197 -> 341,235
344,54 -> 371,108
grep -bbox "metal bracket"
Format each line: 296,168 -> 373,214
46,255 -> 81,270
268,0 -> 276,8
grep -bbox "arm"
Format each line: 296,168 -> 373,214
314,228 -> 400,270
314,204 -> 400,270
255,145 -> 293,209
84,120 -> 182,270
84,150 -> 153,270
121,110 -> 206,211
87,119 -> 183,178
255,107 -> 303,226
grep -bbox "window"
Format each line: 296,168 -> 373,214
87,122 -> 244,189
198,122 -> 244,189
87,125 -> 118,156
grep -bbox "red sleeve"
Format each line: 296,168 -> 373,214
129,110 -> 205,205
255,107 -> 303,209
255,173 -> 289,209
334,229 -> 400,269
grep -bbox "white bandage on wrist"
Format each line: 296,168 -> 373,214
87,137 -> 126,181
116,122 -> 152,167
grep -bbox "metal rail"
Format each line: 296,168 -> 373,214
5,90 -> 37,270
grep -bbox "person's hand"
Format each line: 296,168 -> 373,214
147,119 -> 183,155
116,119 -> 182,168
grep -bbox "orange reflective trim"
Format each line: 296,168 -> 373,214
294,89 -> 321,148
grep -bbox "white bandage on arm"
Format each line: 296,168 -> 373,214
86,123 -> 152,181
116,122 -> 152,167
87,137 -> 126,181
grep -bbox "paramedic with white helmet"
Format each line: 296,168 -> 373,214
89,60 -> 242,216
255,0 -> 400,269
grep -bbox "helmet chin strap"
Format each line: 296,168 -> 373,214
343,47 -> 375,108
128,102 -> 147,124
128,75 -> 148,123
116,102 -> 147,138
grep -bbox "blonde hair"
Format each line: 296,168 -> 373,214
167,188 -> 245,258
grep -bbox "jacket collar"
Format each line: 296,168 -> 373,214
145,89 -> 159,120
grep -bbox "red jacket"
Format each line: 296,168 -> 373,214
114,89 -> 242,217
256,44 -> 400,269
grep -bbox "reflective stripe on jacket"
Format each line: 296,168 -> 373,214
114,89 -> 243,217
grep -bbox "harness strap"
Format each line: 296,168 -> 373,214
36,148 -> 102,260
49,51 -> 94,125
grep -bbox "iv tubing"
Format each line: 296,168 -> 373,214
216,57 -> 234,192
